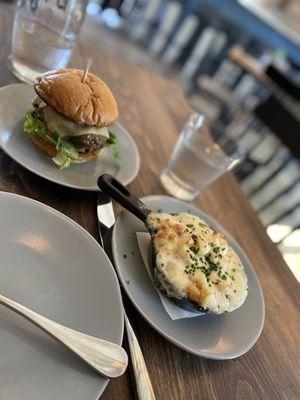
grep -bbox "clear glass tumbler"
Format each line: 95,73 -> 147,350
160,114 -> 243,201
10,0 -> 88,84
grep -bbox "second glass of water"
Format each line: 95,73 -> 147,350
160,114 -> 242,201
10,0 -> 88,84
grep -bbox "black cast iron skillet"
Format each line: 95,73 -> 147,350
97,174 -> 207,314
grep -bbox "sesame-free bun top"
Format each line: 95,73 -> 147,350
34,68 -> 119,127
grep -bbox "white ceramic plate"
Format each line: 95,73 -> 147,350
0,192 -> 124,399
112,195 -> 265,359
0,84 -> 140,190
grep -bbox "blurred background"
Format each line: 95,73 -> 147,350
2,0 -> 300,280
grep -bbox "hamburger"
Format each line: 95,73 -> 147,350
23,68 -> 120,169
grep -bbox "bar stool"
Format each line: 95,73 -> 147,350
119,0 -> 138,17
180,26 -> 220,84
259,179 -> 300,224
162,14 -> 199,65
237,61 -> 300,247
149,1 -> 183,55
129,0 -> 163,41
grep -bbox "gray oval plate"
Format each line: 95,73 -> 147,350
0,192 -> 124,399
0,84 -> 140,190
112,195 -> 265,359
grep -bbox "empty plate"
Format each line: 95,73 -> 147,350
112,195 -> 265,359
0,83 -> 140,190
0,192 -> 124,399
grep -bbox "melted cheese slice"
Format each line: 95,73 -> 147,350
147,212 -> 248,314
43,106 -> 109,138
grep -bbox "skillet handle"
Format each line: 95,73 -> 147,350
97,174 -> 151,223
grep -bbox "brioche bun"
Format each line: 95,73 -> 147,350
34,68 -> 118,127
28,134 -> 101,164
29,135 -> 57,158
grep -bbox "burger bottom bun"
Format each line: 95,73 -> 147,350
29,134 -> 57,157
28,133 -> 101,164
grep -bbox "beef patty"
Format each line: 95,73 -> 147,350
70,134 -> 107,154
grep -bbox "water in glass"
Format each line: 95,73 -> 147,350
10,0 -> 87,83
160,115 -> 241,201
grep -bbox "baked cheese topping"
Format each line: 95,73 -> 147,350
147,212 -> 248,314
42,105 -> 110,138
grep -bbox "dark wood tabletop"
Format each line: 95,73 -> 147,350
1,7 -> 300,400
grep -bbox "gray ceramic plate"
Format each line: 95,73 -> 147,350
112,195 -> 265,359
0,192 -> 123,399
0,84 -> 140,190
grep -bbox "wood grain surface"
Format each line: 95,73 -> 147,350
0,7 -> 300,400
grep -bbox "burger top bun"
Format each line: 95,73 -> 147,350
34,68 -> 119,127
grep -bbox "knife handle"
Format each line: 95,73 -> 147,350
125,314 -> 156,400
97,174 -> 151,223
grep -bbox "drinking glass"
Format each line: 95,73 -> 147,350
160,114 -> 243,201
10,0 -> 88,84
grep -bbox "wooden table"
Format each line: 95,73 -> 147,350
1,7 -> 300,400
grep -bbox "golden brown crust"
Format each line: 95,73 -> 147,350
29,134 -> 57,158
34,68 -> 119,127
147,212 -> 248,314
28,134 -> 101,164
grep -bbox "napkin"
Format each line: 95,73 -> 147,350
136,232 -> 205,320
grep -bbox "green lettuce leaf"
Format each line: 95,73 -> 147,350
24,108 -> 80,169
52,152 -> 71,169
52,140 -> 80,169
107,132 -> 121,168
24,108 -> 57,145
